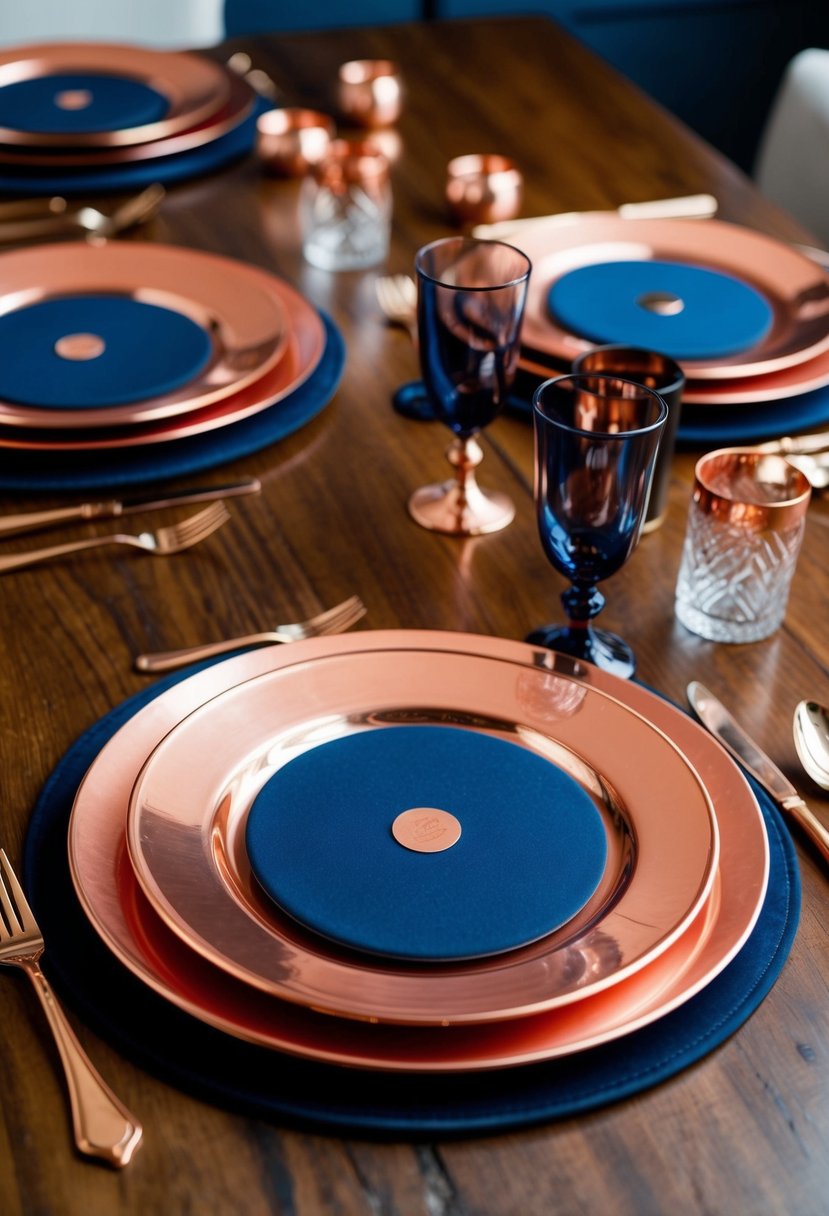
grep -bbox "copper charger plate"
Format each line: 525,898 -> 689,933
516,216 -> 829,381
123,639 -> 718,1025
0,69 -> 254,167
0,43 -> 229,148
68,633 -> 767,1071
0,255 -> 325,448
0,241 -> 291,431
682,344 -> 829,405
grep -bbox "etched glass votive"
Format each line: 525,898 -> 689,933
675,448 -> 811,643
300,139 -> 391,271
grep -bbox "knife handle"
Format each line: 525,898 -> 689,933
782,795 -> 829,866
0,503 -> 118,538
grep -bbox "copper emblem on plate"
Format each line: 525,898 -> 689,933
54,89 -> 93,111
392,807 -> 461,853
54,332 -> 106,361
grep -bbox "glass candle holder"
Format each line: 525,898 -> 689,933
675,448 -> 811,643
300,138 -> 391,271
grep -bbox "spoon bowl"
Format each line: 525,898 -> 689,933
793,699 -> 829,790
785,451 -> 829,490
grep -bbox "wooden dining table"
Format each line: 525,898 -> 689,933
0,15 -> 826,1216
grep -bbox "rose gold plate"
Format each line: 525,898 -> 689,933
516,216 -> 829,380
0,252 -> 325,447
68,633 -> 767,1070
125,637 -> 718,1025
0,43 -> 229,148
0,241 -> 290,431
0,70 -> 254,167
683,344 -> 829,406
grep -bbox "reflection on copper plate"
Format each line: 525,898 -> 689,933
0,242 -> 293,431
124,641 -> 718,1025
682,344 -> 829,406
68,632 -> 768,1070
515,216 -> 829,380
0,71 -> 254,167
0,43 -> 229,148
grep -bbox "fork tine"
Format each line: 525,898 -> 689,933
176,501 -> 229,539
163,502 -> 231,548
0,848 -> 30,934
314,600 -> 367,636
303,594 -> 364,633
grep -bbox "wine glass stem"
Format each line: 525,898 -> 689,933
561,583 -> 605,625
447,434 -> 484,506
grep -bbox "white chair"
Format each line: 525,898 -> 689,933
754,48 -> 829,247
0,0 -> 224,48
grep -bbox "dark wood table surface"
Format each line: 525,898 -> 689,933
1,17 -> 827,1216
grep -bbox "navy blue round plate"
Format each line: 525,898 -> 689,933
0,294 -> 212,408
548,260 -> 774,360
246,725 -> 608,961
0,73 -> 168,135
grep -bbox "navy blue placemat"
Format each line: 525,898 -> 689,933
393,378 -> 829,448
547,261 -> 773,361
22,665 -> 799,1137
0,97 -> 266,195
0,311 -> 344,493
246,725 -> 607,961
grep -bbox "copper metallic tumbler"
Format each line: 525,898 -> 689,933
573,345 -> 684,532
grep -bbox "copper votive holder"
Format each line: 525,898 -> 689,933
256,108 -> 336,176
337,59 -> 403,128
675,447 -> 812,643
445,154 -> 523,226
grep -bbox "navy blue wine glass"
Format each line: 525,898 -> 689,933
408,236 -> 531,535
527,373 -> 668,679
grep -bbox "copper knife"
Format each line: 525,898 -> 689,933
0,477 -> 261,539
688,681 -> 829,866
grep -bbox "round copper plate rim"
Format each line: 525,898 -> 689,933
0,242 -> 326,437
0,70 -> 255,167
515,215 -> 829,380
0,43 -> 230,148
123,641 -> 718,1025
682,343 -> 829,406
67,631 -> 768,1071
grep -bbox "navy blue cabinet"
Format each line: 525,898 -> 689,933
436,1 -> 829,170
224,2 -> 419,36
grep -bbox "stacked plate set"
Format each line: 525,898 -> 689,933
25,628 -> 795,1132
514,215 -> 829,444
0,239 -> 338,491
0,42 -> 264,194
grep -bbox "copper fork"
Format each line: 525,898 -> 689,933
134,593 -> 367,673
0,849 -> 142,1167
375,273 -> 418,343
0,501 -> 231,574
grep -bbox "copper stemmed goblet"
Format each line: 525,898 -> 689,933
527,373 -> 668,678
408,236 -> 531,535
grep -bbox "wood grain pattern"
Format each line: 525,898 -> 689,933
0,17 -> 826,1215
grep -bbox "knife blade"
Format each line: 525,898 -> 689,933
0,477 -> 261,540
688,681 -> 829,866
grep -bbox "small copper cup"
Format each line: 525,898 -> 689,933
573,345 -> 684,532
445,154 -> 523,226
337,59 -> 402,128
256,108 -> 336,176
675,448 -> 811,643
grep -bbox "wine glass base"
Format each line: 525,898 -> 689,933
525,624 -> 637,680
408,480 -> 515,536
